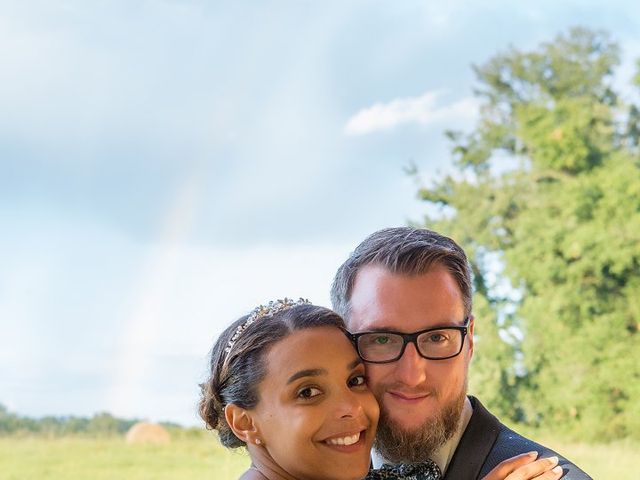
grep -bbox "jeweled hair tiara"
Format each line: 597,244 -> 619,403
223,297 -> 311,356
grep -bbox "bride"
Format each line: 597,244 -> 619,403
199,299 -> 562,480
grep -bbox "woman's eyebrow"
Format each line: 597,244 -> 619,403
287,368 -> 326,384
348,358 -> 363,370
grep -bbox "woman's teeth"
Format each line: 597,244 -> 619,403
325,432 -> 360,446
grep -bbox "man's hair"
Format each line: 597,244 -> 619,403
331,227 -> 472,322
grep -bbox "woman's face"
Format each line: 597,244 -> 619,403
252,326 -> 379,480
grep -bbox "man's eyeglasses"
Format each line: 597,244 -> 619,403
350,317 -> 471,364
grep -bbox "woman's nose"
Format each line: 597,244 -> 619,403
336,390 -> 364,419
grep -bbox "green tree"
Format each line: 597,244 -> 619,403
87,412 -> 132,436
417,27 -> 640,441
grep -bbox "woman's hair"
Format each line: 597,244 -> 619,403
198,302 -> 346,448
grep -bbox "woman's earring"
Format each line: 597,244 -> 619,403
255,438 -> 262,445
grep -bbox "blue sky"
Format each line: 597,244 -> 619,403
2,0 -> 639,425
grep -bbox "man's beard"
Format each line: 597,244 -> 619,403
373,387 -> 466,464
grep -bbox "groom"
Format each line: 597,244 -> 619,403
331,227 -> 591,479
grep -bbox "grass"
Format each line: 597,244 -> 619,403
526,436 -> 639,479
0,433 -> 250,480
0,432 -> 637,479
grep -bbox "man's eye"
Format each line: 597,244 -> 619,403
428,333 -> 447,342
348,375 -> 367,388
373,336 -> 390,345
297,387 -> 322,399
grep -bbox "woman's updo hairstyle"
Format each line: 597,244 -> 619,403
198,299 -> 346,448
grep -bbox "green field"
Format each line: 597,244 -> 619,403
0,433 -> 250,480
1,433 -> 637,479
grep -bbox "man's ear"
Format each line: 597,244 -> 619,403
224,403 -> 262,446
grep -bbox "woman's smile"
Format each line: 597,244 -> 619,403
320,428 -> 368,452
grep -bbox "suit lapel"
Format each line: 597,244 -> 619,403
443,397 -> 501,479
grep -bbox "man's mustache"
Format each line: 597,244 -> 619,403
373,383 -> 439,399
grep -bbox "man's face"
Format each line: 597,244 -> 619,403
347,264 -> 473,450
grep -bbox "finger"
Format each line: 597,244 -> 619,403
528,465 -> 564,480
482,451 -> 539,479
505,456 -> 560,480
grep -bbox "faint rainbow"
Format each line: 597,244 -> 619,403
106,172 -> 202,418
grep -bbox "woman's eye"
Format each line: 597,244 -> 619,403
348,374 -> 367,388
297,386 -> 322,399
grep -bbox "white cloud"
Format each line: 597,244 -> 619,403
344,90 -> 478,136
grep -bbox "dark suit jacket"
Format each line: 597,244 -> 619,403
444,397 -> 592,479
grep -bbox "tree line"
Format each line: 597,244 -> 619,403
0,403 -> 181,436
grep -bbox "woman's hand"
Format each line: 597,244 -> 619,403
482,451 -> 564,480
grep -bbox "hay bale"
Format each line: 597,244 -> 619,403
125,422 -> 171,445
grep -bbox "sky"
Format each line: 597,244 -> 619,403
2,0 -> 640,426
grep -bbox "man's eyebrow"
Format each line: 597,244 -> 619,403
354,326 -> 398,333
287,368 -> 327,384
354,321 -> 466,333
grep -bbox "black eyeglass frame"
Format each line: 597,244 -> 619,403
350,316 -> 472,364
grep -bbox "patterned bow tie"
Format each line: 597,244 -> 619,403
366,461 -> 443,480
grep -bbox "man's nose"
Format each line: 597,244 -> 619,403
394,342 -> 428,387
